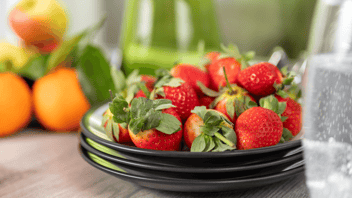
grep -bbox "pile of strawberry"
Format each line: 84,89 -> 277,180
102,45 -> 302,152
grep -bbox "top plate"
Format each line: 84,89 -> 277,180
81,102 -> 303,159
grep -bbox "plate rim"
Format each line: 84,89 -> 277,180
79,145 -> 305,192
80,133 -> 303,173
80,102 -> 302,158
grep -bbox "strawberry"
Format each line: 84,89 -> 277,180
109,95 -> 183,151
184,106 -> 236,152
170,63 -> 210,95
128,107 -> 183,151
101,109 -> 132,143
154,69 -> 200,122
207,44 -> 255,91
208,57 -> 241,91
235,95 -> 287,150
237,62 -> 283,96
275,94 -> 302,137
141,75 -> 156,90
199,95 -> 215,108
198,67 -> 257,123
206,51 -> 220,63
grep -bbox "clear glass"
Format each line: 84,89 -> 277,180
303,53 -> 352,197
308,0 -> 352,54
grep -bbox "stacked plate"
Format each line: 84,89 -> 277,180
79,103 -> 305,192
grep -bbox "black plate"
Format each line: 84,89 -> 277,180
80,103 -> 302,167
79,146 -> 305,192
80,133 -> 303,175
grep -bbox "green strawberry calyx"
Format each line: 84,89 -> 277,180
218,43 -> 255,70
258,95 -> 293,143
190,106 -> 237,152
109,94 -> 181,135
273,66 -> 297,92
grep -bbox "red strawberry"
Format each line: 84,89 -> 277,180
162,82 -> 200,121
198,67 -> 257,123
141,75 -> 156,90
170,63 -> 210,95
275,95 -> 302,137
128,108 -> 183,151
102,109 -> 132,143
208,57 -> 241,91
214,90 -> 255,123
134,86 -> 153,99
154,69 -> 200,122
184,107 -> 236,152
235,107 -> 283,150
237,62 -> 283,96
199,96 -> 215,108
109,96 -> 183,151
206,51 -> 220,63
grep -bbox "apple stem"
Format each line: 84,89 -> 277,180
214,132 -> 236,148
223,67 -> 234,94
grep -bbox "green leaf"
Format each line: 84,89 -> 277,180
212,138 -> 236,152
17,55 -> 49,80
137,82 -> 150,98
190,134 -> 206,152
200,125 -> 220,136
209,94 -> 225,109
282,77 -> 294,85
47,33 -> 86,73
130,97 -> 153,118
109,94 -> 129,123
155,68 -> 170,78
243,51 -> 256,61
281,116 -> 288,122
279,137 -> 285,143
155,113 -> 181,134
197,81 -> 221,97
282,128 -> 293,141
234,97 -> 247,117
110,66 -> 126,92
154,76 -> 171,88
112,122 -> 120,142
259,95 -> 279,113
152,99 -> 175,111
277,90 -> 289,98
129,116 -> 146,134
280,66 -> 289,76
191,106 -> 207,120
77,45 -> 117,105
221,126 -> 237,145
277,102 -> 287,115
203,135 -> 216,152
126,69 -> 141,86
203,111 -> 223,126
144,109 -> 162,131
226,98 -> 235,120
163,78 -> 184,87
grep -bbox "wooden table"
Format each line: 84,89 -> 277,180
0,129 -> 309,198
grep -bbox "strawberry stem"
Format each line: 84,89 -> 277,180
222,67 -> 234,94
214,132 -> 235,148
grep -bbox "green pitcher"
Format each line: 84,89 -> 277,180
119,0 -> 222,75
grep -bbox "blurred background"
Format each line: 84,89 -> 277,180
1,0 -> 317,63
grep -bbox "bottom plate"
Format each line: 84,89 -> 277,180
79,145 -> 305,192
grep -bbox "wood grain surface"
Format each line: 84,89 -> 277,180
0,129 -> 309,198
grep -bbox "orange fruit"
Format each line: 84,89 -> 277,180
0,72 -> 32,137
33,67 -> 90,131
